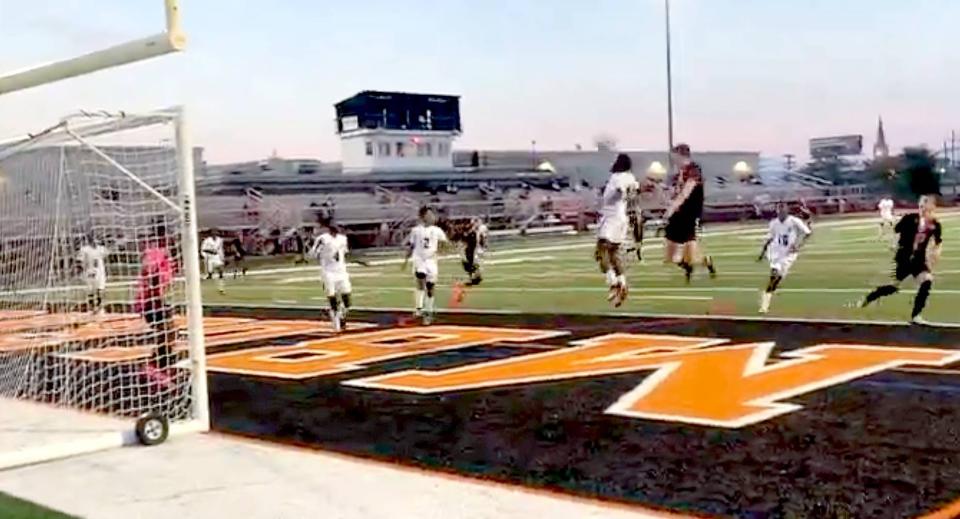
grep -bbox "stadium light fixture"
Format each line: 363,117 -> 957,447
647,161 -> 668,179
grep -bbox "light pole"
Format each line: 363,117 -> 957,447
664,0 -> 675,175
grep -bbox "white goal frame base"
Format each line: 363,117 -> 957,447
0,399 -> 206,471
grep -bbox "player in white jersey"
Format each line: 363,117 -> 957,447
878,196 -> 896,244
595,154 -> 640,307
309,219 -> 352,332
757,203 -> 812,314
403,206 -> 449,324
77,234 -> 108,315
201,230 -> 226,294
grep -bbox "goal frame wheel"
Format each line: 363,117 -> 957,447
135,412 -> 170,446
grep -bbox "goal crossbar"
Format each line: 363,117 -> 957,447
0,0 -> 185,96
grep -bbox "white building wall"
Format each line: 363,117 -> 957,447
341,130 -> 456,174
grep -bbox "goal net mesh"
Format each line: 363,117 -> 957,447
0,111 -> 196,423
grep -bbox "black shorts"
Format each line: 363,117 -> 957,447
142,301 -> 172,331
895,260 -> 930,281
665,216 -> 698,244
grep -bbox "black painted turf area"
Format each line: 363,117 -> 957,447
208,308 -> 960,518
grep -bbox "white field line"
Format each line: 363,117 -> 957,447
276,272 -> 383,284
214,302 -> 960,328
221,284 -> 960,296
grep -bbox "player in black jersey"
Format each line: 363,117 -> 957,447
860,194 -> 942,324
229,235 -> 247,279
451,218 -> 488,304
460,217 -> 488,286
663,144 -> 716,283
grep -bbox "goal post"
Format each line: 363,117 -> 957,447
0,0 -> 186,96
0,0 -> 205,467
0,108 -> 208,468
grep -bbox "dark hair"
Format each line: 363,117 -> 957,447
610,154 -> 632,173
672,143 -> 691,157
418,206 -> 434,219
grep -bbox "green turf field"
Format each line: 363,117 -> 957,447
0,492 -> 77,519
201,211 -> 960,324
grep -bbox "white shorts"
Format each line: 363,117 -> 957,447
205,257 -> 224,273
880,214 -> 895,226
597,215 -> 629,244
768,250 -> 798,277
84,272 -> 106,292
413,258 -> 439,283
322,272 -> 352,297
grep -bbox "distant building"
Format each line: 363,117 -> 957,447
335,91 -> 462,174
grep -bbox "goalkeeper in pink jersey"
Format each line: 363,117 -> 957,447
136,226 -> 177,370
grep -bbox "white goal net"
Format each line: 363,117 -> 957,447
0,109 -> 206,455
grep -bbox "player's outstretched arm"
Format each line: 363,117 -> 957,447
307,236 -> 322,260
757,238 -> 771,262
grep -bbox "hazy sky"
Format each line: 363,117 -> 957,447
0,0 -> 956,163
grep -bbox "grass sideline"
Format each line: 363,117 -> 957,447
0,492 -> 78,519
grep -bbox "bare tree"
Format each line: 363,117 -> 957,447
593,133 -> 618,152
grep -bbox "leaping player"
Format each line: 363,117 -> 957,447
664,144 -> 716,283
756,202 -> 812,314
200,230 -> 225,294
878,195 -> 896,245
309,218 -> 352,332
403,206 -> 449,325
595,153 -> 640,306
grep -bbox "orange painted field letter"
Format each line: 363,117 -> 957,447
207,325 -> 566,380
347,334 -> 960,428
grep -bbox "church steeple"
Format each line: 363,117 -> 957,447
873,116 -> 889,158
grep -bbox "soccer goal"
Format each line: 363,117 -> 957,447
0,0 -> 207,470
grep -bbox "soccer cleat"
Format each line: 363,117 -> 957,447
705,257 -> 717,279
911,315 -> 931,326
613,284 -> 629,308
422,311 -> 434,326
607,285 -> 618,302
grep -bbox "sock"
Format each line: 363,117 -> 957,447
95,291 -> 102,311
864,284 -> 899,306
425,295 -> 435,313
341,293 -> 352,309
605,270 -> 617,287
760,291 -> 773,311
328,296 -> 339,313
217,277 -> 225,292
415,289 -> 425,311
912,280 -> 932,318
704,255 -> 716,272
679,261 -> 693,276
616,274 -> 627,287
